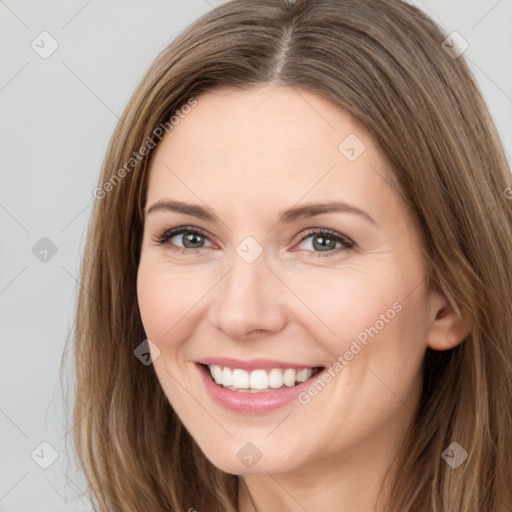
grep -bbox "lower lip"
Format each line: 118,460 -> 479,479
196,364 -> 321,414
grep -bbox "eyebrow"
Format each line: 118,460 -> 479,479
144,199 -> 377,226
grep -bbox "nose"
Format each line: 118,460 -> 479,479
207,253 -> 288,341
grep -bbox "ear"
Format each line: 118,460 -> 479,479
426,289 -> 471,351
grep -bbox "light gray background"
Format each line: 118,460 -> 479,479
1,1 -> 510,510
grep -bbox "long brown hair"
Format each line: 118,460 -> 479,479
71,0 -> 512,510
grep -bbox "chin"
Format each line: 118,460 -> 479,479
195,437 -> 301,476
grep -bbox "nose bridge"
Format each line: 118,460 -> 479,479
208,249 -> 286,339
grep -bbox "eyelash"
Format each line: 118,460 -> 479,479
153,225 -> 355,258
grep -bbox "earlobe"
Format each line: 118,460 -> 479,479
426,292 -> 472,351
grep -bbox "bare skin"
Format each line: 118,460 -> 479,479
136,85 -> 467,512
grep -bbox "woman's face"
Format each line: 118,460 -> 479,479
137,85 -> 445,476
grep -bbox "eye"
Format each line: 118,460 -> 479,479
294,229 -> 354,257
154,226 -> 213,252
152,226 -> 354,258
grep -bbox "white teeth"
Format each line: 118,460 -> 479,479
249,369 -> 268,390
207,365 -> 315,391
222,366 -> 233,387
232,369 -> 249,389
268,368 -> 284,388
296,368 -> 312,383
283,368 -> 296,387
211,365 -> 223,384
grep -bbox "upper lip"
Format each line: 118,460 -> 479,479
195,357 -> 322,371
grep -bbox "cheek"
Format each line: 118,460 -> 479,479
136,260 -> 206,345
288,262 -> 429,389
287,267 -> 403,350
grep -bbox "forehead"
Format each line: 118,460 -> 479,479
146,85 -> 399,220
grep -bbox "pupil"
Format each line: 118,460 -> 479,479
313,235 -> 336,251
183,233 -> 203,248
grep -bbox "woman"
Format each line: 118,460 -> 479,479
73,0 -> 512,510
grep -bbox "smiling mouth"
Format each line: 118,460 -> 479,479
203,364 -> 324,393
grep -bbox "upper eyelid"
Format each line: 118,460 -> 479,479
157,226 -> 213,244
